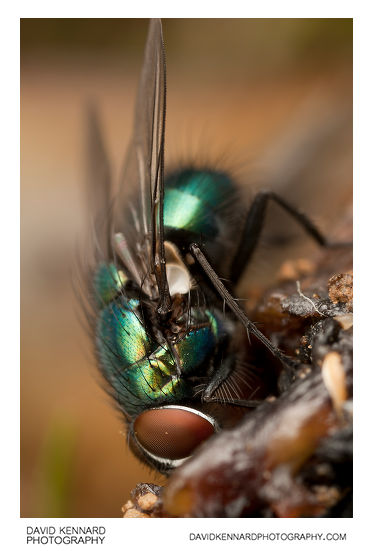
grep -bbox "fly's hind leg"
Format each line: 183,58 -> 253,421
230,190 -> 351,285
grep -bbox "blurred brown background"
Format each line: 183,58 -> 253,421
21,18 -> 352,518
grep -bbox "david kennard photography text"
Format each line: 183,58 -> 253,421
26,526 -> 106,545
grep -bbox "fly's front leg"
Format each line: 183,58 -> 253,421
230,190 -> 351,285
189,242 -> 299,372
201,355 -> 262,409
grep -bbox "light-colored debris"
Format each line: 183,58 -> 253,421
321,352 -> 347,415
278,258 -> 315,281
123,508 -> 151,518
328,273 -> 353,310
137,492 -> 159,511
334,313 -> 353,330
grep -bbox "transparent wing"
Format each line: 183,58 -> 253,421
115,19 -> 170,310
86,104 -> 112,262
74,105 -> 113,336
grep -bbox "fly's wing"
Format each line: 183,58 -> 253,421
74,105 -> 113,334
86,104 -> 113,262
115,19 -> 171,311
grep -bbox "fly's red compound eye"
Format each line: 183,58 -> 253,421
133,406 -> 216,462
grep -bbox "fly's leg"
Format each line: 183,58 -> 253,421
189,243 -> 298,371
230,190 -> 351,285
201,355 -> 262,409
